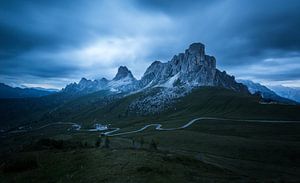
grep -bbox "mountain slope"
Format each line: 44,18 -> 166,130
269,85 -> 300,103
238,80 -> 297,104
0,83 -> 57,98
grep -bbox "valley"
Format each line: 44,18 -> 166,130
1,116 -> 300,182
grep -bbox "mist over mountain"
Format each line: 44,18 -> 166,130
0,83 -> 57,98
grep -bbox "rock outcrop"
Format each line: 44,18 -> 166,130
140,43 -> 248,93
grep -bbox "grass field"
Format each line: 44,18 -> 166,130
1,87 -> 300,182
1,118 -> 300,182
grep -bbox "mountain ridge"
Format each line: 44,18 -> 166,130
238,79 -> 298,104
268,85 -> 300,103
63,43 -> 248,96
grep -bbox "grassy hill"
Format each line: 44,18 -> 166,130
39,86 -> 300,128
1,87 -> 300,182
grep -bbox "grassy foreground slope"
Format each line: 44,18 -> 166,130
171,87 -> 300,120
1,87 -> 300,182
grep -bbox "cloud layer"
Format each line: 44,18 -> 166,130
0,0 -> 300,88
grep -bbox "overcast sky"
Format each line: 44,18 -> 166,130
0,0 -> 300,89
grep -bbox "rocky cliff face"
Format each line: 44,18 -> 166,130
140,43 -> 248,93
214,70 -> 247,92
140,43 -> 216,87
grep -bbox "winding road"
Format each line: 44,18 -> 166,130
2,117 -> 299,137
102,117 -> 300,136
3,122 -> 80,134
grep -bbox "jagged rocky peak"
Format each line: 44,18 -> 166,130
139,42 -> 248,93
113,66 -> 136,81
96,77 -> 109,83
175,42 -> 216,72
79,77 -> 87,82
186,42 -> 205,55
140,42 -> 218,87
79,77 -> 91,84
143,61 -> 163,75
151,60 -> 162,66
99,77 -> 108,82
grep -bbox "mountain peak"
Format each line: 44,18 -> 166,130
80,77 -> 88,81
99,77 -> 108,82
151,60 -> 162,65
187,42 -> 205,55
79,77 -> 91,84
113,66 -> 136,81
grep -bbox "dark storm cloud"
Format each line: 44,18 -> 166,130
0,0 -> 300,88
218,1 -> 300,58
134,0 -> 218,14
0,0 -> 106,57
256,70 -> 300,81
136,0 -> 300,66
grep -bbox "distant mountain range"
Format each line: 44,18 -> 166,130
0,83 -> 58,98
238,80 -> 299,104
268,85 -> 300,103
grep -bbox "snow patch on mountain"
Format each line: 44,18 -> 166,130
159,73 -> 180,88
109,76 -> 134,88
